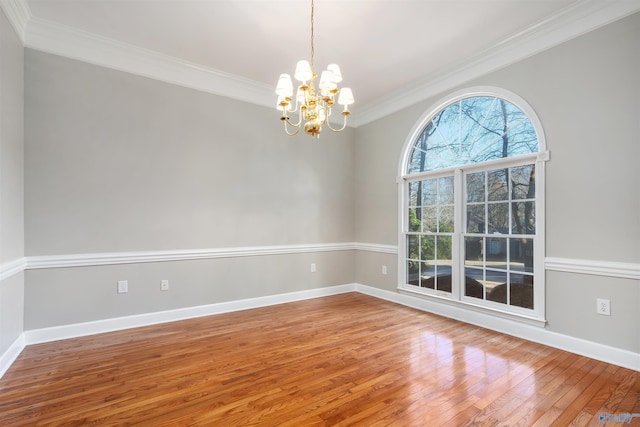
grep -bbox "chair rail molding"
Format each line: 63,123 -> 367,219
0,258 -> 27,281
545,257 -> 640,280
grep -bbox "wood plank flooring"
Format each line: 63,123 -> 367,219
0,293 -> 638,426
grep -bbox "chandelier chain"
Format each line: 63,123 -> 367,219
275,0 -> 353,138
310,0 -> 315,72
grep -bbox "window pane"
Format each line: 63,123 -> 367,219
510,273 -> 534,309
407,150 -> 419,174
466,172 -> 485,202
488,203 -> 509,233
512,202 -> 535,234
510,238 -> 534,273
437,236 -> 452,261
466,205 -> 485,233
486,271 -> 508,304
422,207 -> 437,232
486,237 -> 507,270
408,181 -> 420,206
465,237 -> 483,264
421,179 -> 437,205
488,169 -> 508,201
436,102 -> 460,153
407,131 -> 428,174
438,206 -> 454,232
414,130 -> 428,152
408,208 -> 421,232
420,261 -> 434,289
435,236 -> 452,293
438,176 -> 454,204
505,120 -> 538,157
407,235 -> 420,260
407,260 -> 419,286
464,268 -> 485,299
435,269 -> 452,293
406,96 -> 538,172
420,235 -> 435,261
511,165 -> 535,200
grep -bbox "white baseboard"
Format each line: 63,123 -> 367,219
354,284 -> 640,372
25,284 -> 357,345
10,282 -> 638,380
0,333 -> 25,379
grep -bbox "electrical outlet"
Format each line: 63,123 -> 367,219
596,298 -> 610,316
117,280 -> 128,294
382,265 -> 388,275
161,280 -> 169,291
310,263 -> 316,273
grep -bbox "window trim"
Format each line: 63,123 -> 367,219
397,86 -> 548,325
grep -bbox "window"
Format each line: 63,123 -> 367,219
399,87 -> 548,321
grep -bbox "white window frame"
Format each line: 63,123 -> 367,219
397,87 -> 549,325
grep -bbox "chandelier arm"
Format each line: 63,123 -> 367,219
282,119 -> 301,136
325,112 -> 348,132
286,108 -> 304,128
286,100 -> 299,116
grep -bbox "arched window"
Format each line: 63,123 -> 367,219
399,87 -> 548,322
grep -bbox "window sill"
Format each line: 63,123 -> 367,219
397,285 -> 547,328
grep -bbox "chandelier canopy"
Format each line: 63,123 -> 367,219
275,0 -> 354,139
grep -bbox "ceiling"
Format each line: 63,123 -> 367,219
5,0 -> 640,126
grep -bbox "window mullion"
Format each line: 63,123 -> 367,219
399,90 -> 546,322
453,169 -> 463,300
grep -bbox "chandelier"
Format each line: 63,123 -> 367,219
275,0 -> 354,139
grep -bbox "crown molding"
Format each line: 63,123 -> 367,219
351,0 -> 640,127
23,16 -> 275,108
0,0 -> 31,42
7,0 -> 640,125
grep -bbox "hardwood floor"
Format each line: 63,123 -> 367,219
0,293 -> 638,426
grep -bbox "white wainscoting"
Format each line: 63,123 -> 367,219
15,283 -> 639,373
1,246 -> 639,378
24,284 -> 357,344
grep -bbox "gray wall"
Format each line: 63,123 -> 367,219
20,12 -> 639,357
24,50 -> 355,328
25,51 -> 355,254
0,8 -> 25,355
354,13 -> 640,353
25,251 -> 354,329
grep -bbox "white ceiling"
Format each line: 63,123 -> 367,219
4,0 -> 640,126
